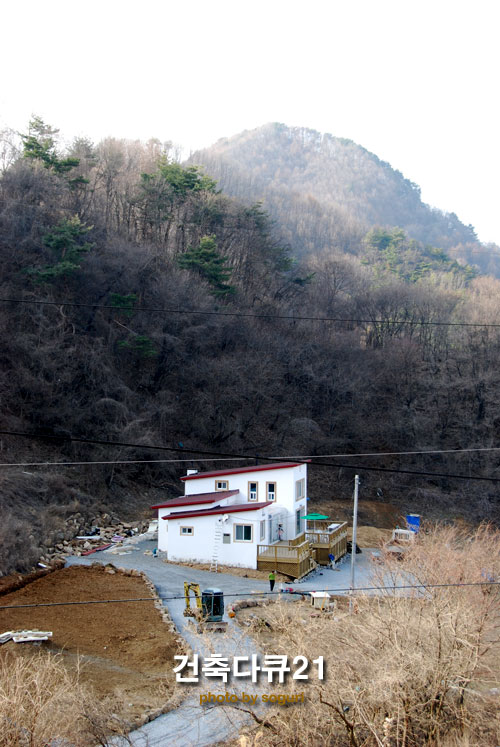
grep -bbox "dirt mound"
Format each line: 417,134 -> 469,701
312,499 -> 404,529
348,526 -> 392,547
0,561 -> 64,597
0,565 -> 180,726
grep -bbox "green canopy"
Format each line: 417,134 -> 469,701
303,513 -> 329,520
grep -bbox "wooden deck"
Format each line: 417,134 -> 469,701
305,521 -> 348,565
256,539 -> 315,579
256,522 -> 348,577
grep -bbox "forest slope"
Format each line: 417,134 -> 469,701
1,119 -> 499,576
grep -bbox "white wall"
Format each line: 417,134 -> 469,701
156,464 -> 309,563
181,464 -> 308,540
161,506 -> 271,569
157,494 -> 236,553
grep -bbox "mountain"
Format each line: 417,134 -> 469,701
2,119 -> 500,577
188,123 -> 499,273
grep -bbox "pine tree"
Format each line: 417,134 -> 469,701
178,235 -> 235,298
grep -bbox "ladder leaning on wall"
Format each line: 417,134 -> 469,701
210,521 -> 223,572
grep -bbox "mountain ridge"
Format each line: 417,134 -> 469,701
188,123 -> 498,273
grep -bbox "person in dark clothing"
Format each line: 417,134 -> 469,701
269,570 -> 276,592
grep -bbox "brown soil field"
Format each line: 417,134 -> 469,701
0,565 -> 181,727
0,561 -> 65,596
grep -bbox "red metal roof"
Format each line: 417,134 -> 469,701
181,462 -> 307,481
161,501 -> 272,520
151,490 -> 239,510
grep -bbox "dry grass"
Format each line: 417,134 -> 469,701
0,650 -> 128,746
234,524 -> 500,746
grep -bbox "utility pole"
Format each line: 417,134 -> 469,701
349,474 -> 360,614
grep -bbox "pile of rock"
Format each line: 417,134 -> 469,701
227,597 -> 271,615
38,513 -> 153,566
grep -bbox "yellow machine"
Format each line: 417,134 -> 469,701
183,582 -> 203,617
183,581 -> 227,631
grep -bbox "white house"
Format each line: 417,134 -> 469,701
151,462 -> 309,570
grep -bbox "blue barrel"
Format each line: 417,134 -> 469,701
406,514 -> 421,533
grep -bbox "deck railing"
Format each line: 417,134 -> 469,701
257,540 -> 310,562
288,532 -> 306,547
257,540 -> 314,579
305,522 -> 348,564
306,531 -> 334,545
309,520 -> 333,531
306,526 -> 346,543
257,522 -> 347,575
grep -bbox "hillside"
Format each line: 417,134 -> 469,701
188,123 -> 500,274
1,118 -> 500,576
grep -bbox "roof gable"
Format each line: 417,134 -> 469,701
181,461 -> 307,481
151,489 -> 239,510
161,501 -> 272,520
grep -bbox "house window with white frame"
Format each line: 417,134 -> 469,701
248,481 -> 258,501
215,480 -> 229,491
266,482 -> 276,501
234,524 -> 253,542
180,526 -> 194,536
295,478 -> 305,502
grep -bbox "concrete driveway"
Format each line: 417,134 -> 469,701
66,538 -> 271,636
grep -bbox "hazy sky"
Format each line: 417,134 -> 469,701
2,0 -> 499,244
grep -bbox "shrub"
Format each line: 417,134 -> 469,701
0,651 -> 127,746
236,525 -> 500,746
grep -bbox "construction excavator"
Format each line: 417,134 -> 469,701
183,582 -> 227,632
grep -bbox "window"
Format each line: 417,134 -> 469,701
248,481 -> 258,501
260,520 -> 266,541
295,478 -> 305,502
215,480 -> 228,491
180,526 -> 194,536
266,482 -> 276,501
234,524 -> 253,542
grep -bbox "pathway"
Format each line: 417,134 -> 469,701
66,541 -> 378,745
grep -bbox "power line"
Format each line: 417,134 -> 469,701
1,456 -> 500,485
0,429 -> 244,456
5,444 -> 500,468
298,446 -> 500,458
1,430 -> 500,482
2,458 -> 246,468
2,296 -> 500,329
3,430 -> 500,461
0,580 -> 498,611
